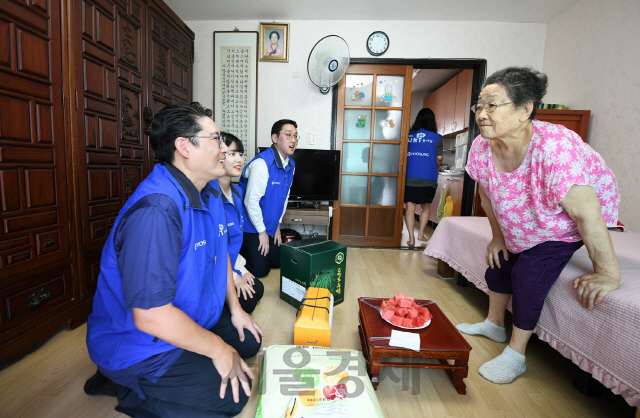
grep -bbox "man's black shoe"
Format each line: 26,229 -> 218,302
84,370 -> 118,397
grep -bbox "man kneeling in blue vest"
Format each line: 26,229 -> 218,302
84,104 -> 263,417
239,119 -> 298,277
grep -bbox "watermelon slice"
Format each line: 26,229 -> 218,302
393,307 -> 408,317
395,293 -> 405,301
390,315 -> 404,326
399,299 -> 413,308
402,318 -> 415,328
407,307 -> 419,319
404,296 -> 415,303
380,300 -> 389,310
381,309 -> 395,322
414,318 -> 426,328
387,298 -> 397,307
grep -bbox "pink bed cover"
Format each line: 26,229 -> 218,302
424,216 -> 640,407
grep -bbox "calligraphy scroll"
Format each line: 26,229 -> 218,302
213,32 -> 258,164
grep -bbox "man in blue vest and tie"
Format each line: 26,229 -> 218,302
239,119 -> 298,277
84,104 -> 263,417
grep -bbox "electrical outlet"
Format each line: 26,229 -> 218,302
309,133 -> 315,145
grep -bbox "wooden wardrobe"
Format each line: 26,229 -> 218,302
0,0 -> 194,362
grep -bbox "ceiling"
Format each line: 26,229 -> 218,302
411,68 -> 462,95
165,0 -> 579,23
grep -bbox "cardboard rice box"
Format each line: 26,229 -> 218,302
280,239 -> 346,309
254,345 -> 386,418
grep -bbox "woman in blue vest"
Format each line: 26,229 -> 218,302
215,132 -> 264,314
404,108 -> 443,246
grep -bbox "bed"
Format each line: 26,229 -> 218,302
424,216 -> 640,407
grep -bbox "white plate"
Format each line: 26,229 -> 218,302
382,316 -> 431,330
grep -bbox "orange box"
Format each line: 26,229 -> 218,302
294,287 -> 333,347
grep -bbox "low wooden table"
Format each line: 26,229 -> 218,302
357,297 -> 472,395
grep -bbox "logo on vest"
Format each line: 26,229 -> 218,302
219,224 -> 227,236
194,240 -> 206,250
271,181 -> 280,185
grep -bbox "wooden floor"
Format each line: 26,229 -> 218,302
0,247 -> 636,418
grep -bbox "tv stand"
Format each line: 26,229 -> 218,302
288,201 -> 322,210
283,206 -> 331,239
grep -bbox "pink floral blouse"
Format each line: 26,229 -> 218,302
466,120 -> 620,253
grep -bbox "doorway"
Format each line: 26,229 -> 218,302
330,59 -> 487,248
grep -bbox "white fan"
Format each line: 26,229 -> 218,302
307,35 -> 350,95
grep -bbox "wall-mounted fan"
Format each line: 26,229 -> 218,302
307,35 -> 350,95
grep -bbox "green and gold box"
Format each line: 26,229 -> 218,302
280,239 -> 347,309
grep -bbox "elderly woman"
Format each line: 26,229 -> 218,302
265,31 -> 283,56
457,67 -> 621,384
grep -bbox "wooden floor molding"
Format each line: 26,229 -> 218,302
0,247 -> 635,418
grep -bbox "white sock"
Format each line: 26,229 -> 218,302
456,318 -> 507,343
478,346 -> 526,384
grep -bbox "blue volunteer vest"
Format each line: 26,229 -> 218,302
239,145 -> 295,236
86,164 -> 228,371
406,128 -> 441,182
211,181 -> 245,276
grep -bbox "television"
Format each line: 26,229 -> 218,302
257,147 -> 341,203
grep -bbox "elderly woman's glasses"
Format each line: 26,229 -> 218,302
471,102 -> 513,114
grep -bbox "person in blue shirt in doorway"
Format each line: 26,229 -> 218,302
239,119 -> 297,278
212,132 -> 264,314
404,108 -> 443,246
84,103 -> 263,418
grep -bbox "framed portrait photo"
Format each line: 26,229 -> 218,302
259,22 -> 289,62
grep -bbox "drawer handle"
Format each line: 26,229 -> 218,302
43,239 -> 57,248
28,288 -> 53,308
290,218 -> 303,222
95,226 -> 104,234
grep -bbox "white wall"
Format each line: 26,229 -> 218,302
186,19 -> 546,150
542,0 -> 640,231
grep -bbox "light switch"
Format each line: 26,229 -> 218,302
309,133 -> 315,145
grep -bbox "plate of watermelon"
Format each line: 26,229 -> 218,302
380,294 -> 433,329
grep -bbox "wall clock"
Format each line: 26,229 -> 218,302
366,31 -> 389,56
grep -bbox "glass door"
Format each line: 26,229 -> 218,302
332,64 -> 412,247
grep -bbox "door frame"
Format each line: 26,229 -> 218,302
331,58 -> 487,227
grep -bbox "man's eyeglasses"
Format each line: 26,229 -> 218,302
471,102 -> 513,114
192,135 -> 225,147
280,132 -> 299,142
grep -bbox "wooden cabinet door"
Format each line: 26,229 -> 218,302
445,175 -> 463,216
442,77 -> 457,135
0,0 -> 72,283
423,88 -> 445,136
145,4 -> 194,165
454,69 -> 473,132
429,176 -> 445,224
428,175 -> 463,223
73,0 -> 148,299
